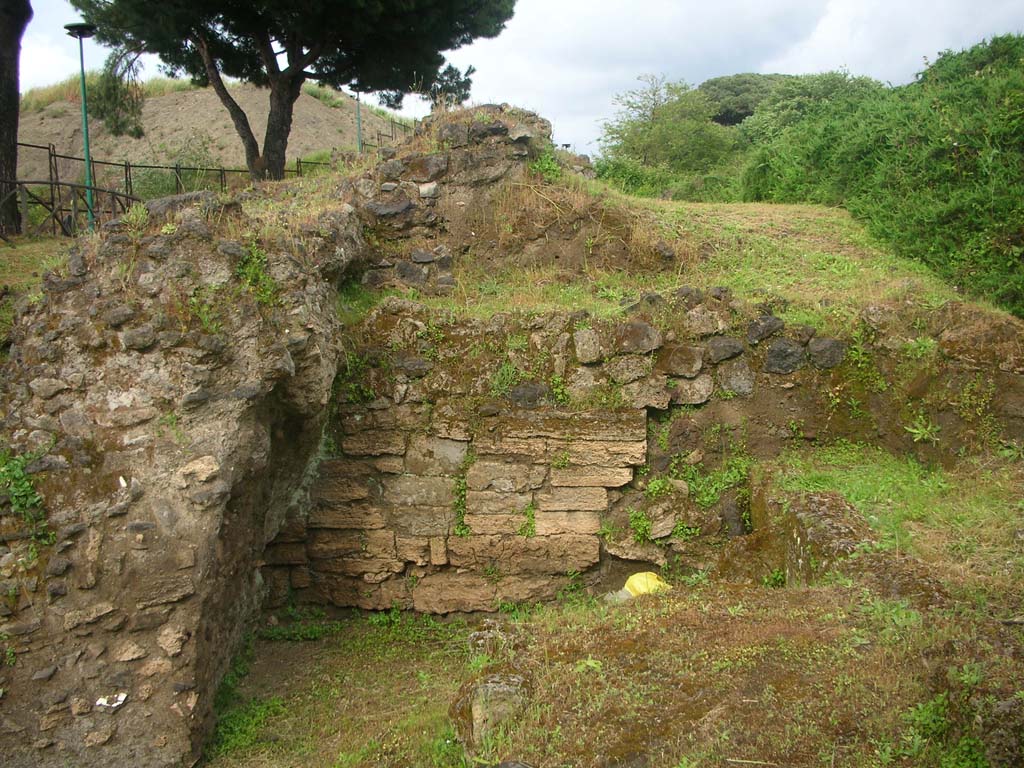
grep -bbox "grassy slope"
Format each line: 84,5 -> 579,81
205,175 -> 1021,768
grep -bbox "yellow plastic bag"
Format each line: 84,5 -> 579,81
624,571 -> 672,597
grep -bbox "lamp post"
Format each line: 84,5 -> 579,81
65,22 -> 97,231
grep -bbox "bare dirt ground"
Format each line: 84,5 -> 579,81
17,84 -> 397,182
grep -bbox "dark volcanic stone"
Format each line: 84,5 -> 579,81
764,338 -> 806,374
410,249 -> 436,264
122,325 -> 157,351
366,197 -> 414,217
747,315 -> 784,344
808,338 -> 847,369
706,336 -> 745,364
659,345 -> 703,378
378,159 -> 405,180
406,154 -> 449,183
395,261 -> 427,285
508,381 -> 549,408
615,320 -> 663,354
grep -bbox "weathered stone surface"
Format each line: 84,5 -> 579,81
309,505 -> 387,530
453,673 -> 528,750
764,338 -> 806,374
605,355 -> 650,384
573,328 -> 602,363
706,336 -> 745,363
263,542 -> 307,565
157,625 -> 189,657
550,466 -> 632,487
748,315 -> 785,344
135,574 -> 195,610
448,535 -> 600,574
536,487 -> 608,511
342,431 -> 406,456
405,436 -> 468,475
686,305 -> 729,336
564,440 -> 646,467
429,537 -> 448,565
396,536 -> 431,565
62,602 -> 115,630
406,154 -> 449,182
467,461 -> 547,493
670,374 -> 714,405
507,381 -> 549,408
419,182 -> 440,199
366,196 -> 414,217
467,491 -> 534,515
122,324 -> 157,351
413,572 -> 496,613
605,536 -> 668,566
383,475 -> 453,507
614,320 -> 663,354
807,338 -> 847,369
312,466 -> 371,504
29,378 -> 69,399
716,358 -> 755,397
657,345 -> 703,378
113,641 -> 148,662
623,375 -> 671,409
535,511 -> 602,535
308,529 -> 396,560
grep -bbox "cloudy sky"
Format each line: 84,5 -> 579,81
20,0 -> 1024,153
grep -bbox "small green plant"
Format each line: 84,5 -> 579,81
208,696 -> 284,757
762,569 -> 786,589
452,451 -> 476,537
556,569 -> 588,604
336,350 -> 375,404
551,450 -> 571,469
489,361 -> 523,396
517,501 -> 537,538
902,336 -> 938,360
0,445 -> 52,546
528,147 -> 562,183
548,374 -> 571,406
122,203 -> 150,236
644,476 -> 673,500
1,634 -> 15,667
236,240 -> 278,305
671,522 -> 700,540
628,507 -> 652,543
157,411 -> 186,444
188,287 -> 222,334
482,563 -> 502,584
574,656 -> 604,674
904,412 -> 941,444
681,569 -> 709,587
160,222 -> 178,235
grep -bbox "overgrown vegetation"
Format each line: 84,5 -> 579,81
597,35 -> 1024,316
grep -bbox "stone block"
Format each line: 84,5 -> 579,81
466,490 -> 533,515
262,542 -> 307,566
383,475 -> 453,507
342,431 -> 406,456
308,529 -> 396,560
657,345 -> 703,378
309,505 -> 387,530
563,440 -> 646,467
135,574 -> 195,610
535,487 -> 608,512
405,436 -> 468,475
429,537 -> 448,565
550,466 -> 632,487
448,534 -> 600,574
414,572 -> 496,613
670,374 -> 714,405
385,505 -> 453,536
466,461 -> 547,493
321,575 -> 412,611
573,328 -> 602,363
462,514 -> 521,536
623,375 -> 671,409
534,511 -> 602,536
396,536 -> 431,565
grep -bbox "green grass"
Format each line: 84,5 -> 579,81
20,74 -> 198,112
775,441 -> 1022,577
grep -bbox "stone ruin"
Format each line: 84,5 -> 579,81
1,105 -> 1022,767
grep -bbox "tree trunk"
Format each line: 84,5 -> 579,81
262,75 -> 305,181
0,0 -> 32,235
194,35 -> 265,180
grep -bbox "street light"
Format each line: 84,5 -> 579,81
65,22 -> 98,231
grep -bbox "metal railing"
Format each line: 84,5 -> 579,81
0,178 -> 139,238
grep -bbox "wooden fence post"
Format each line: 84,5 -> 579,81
18,185 -> 29,233
175,164 -> 183,194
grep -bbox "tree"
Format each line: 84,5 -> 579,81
697,73 -> 793,126
428,63 -> 476,109
600,75 -> 737,173
0,0 -> 32,235
71,0 -> 516,180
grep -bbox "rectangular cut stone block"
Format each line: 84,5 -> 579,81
308,529 -> 396,560
413,572 -> 496,613
290,566 -> 311,589
313,556 -> 405,577
534,511 -> 602,536
494,575 -> 565,604
563,440 -> 646,467
339,404 -> 425,433
429,537 -> 448,565
262,542 -> 307,566
496,410 -> 647,442
466,490 -> 533,515
342,430 -> 406,456
383,475 -> 453,507
467,461 -> 547,493
405,436 -> 468,476
396,536 -> 430,565
472,435 -> 549,460
550,466 -> 633,487
136,574 -> 195,610
312,468 -> 371,504
309,505 -> 386,530
462,514 -> 521,536
373,457 -> 405,474
447,534 -> 600,574
536,487 -> 608,512
385,505 -> 453,537
319,574 -> 412,611
273,514 -> 307,542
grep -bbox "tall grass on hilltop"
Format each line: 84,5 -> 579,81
598,35 -> 1024,317
20,74 -> 198,112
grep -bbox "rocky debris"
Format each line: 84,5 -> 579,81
764,338 -> 806,374
573,328 -> 602,364
716,358 -> 755,397
657,344 -> 703,378
614,320 -> 663,355
807,338 -> 847,369
670,374 -> 714,405
451,672 -> 529,752
705,336 -> 745,364
747,315 -> 784,344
